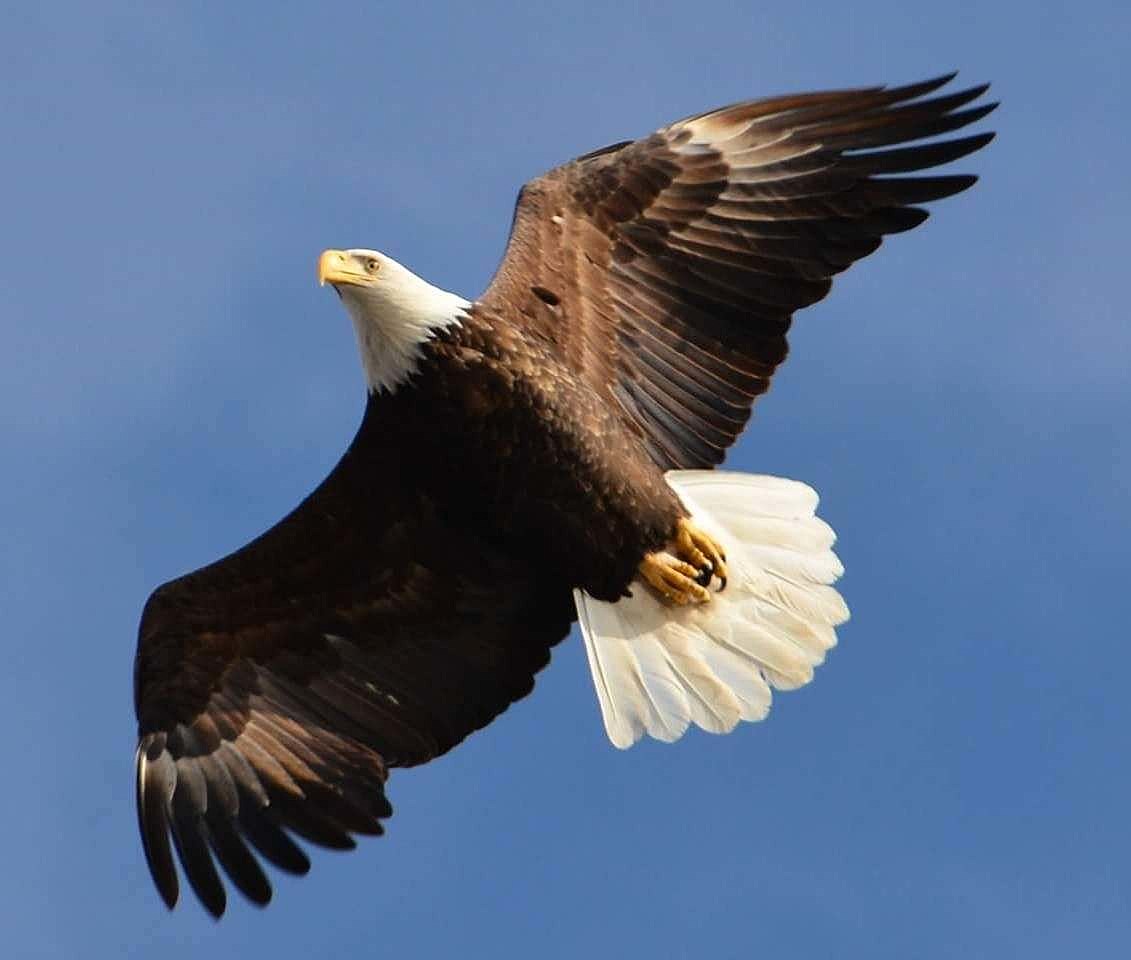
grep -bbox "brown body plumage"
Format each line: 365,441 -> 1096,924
135,75 -> 995,915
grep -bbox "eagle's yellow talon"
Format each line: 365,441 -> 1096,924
637,518 -> 730,605
638,551 -> 712,605
674,517 -> 728,590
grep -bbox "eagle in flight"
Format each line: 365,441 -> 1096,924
134,74 -> 995,915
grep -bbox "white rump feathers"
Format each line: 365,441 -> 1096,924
574,471 -> 849,748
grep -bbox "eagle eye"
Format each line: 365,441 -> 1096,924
365,257 -> 380,274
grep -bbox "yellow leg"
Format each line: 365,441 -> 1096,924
637,517 -> 728,606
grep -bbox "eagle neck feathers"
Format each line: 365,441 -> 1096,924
345,267 -> 470,395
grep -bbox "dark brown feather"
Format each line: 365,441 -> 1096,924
476,75 -> 995,469
134,403 -> 574,915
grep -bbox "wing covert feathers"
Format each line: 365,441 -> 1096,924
575,471 -> 849,748
479,75 -> 995,471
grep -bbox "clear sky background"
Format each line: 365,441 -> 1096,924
2,2 -> 1127,957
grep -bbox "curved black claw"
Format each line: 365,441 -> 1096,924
694,562 -> 714,587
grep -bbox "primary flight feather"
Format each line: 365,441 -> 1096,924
134,74 -> 995,915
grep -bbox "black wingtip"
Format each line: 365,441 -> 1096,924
207,814 -> 274,908
891,77 -> 996,128
963,129 -> 997,152
170,818 -> 227,919
239,804 -> 312,876
960,81 -> 993,102
168,764 -> 229,918
907,71 -> 958,92
158,878 -> 179,912
136,737 -> 180,912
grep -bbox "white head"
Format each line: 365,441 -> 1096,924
318,248 -> 469,394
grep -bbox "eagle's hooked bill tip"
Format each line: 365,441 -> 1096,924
317,249 -> 344,287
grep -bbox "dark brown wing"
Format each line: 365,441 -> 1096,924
134,401 -> 574,916
476,74 -> 996,469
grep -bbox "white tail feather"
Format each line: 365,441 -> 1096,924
574,471 -> 849,748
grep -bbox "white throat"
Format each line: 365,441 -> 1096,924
338,253 -> 469,394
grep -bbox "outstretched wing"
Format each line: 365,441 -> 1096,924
134,404 -> 575,916
476,74 -> 996,469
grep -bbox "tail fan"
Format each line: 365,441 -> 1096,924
574,471 -> 849,748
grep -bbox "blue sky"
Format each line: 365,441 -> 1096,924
2,2 -> 1127,957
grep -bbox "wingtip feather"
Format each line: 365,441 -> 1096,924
136,737 -> 180,911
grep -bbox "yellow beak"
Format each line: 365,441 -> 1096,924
318,249 -> 374,288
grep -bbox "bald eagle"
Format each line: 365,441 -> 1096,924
134,75 -> 995,915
